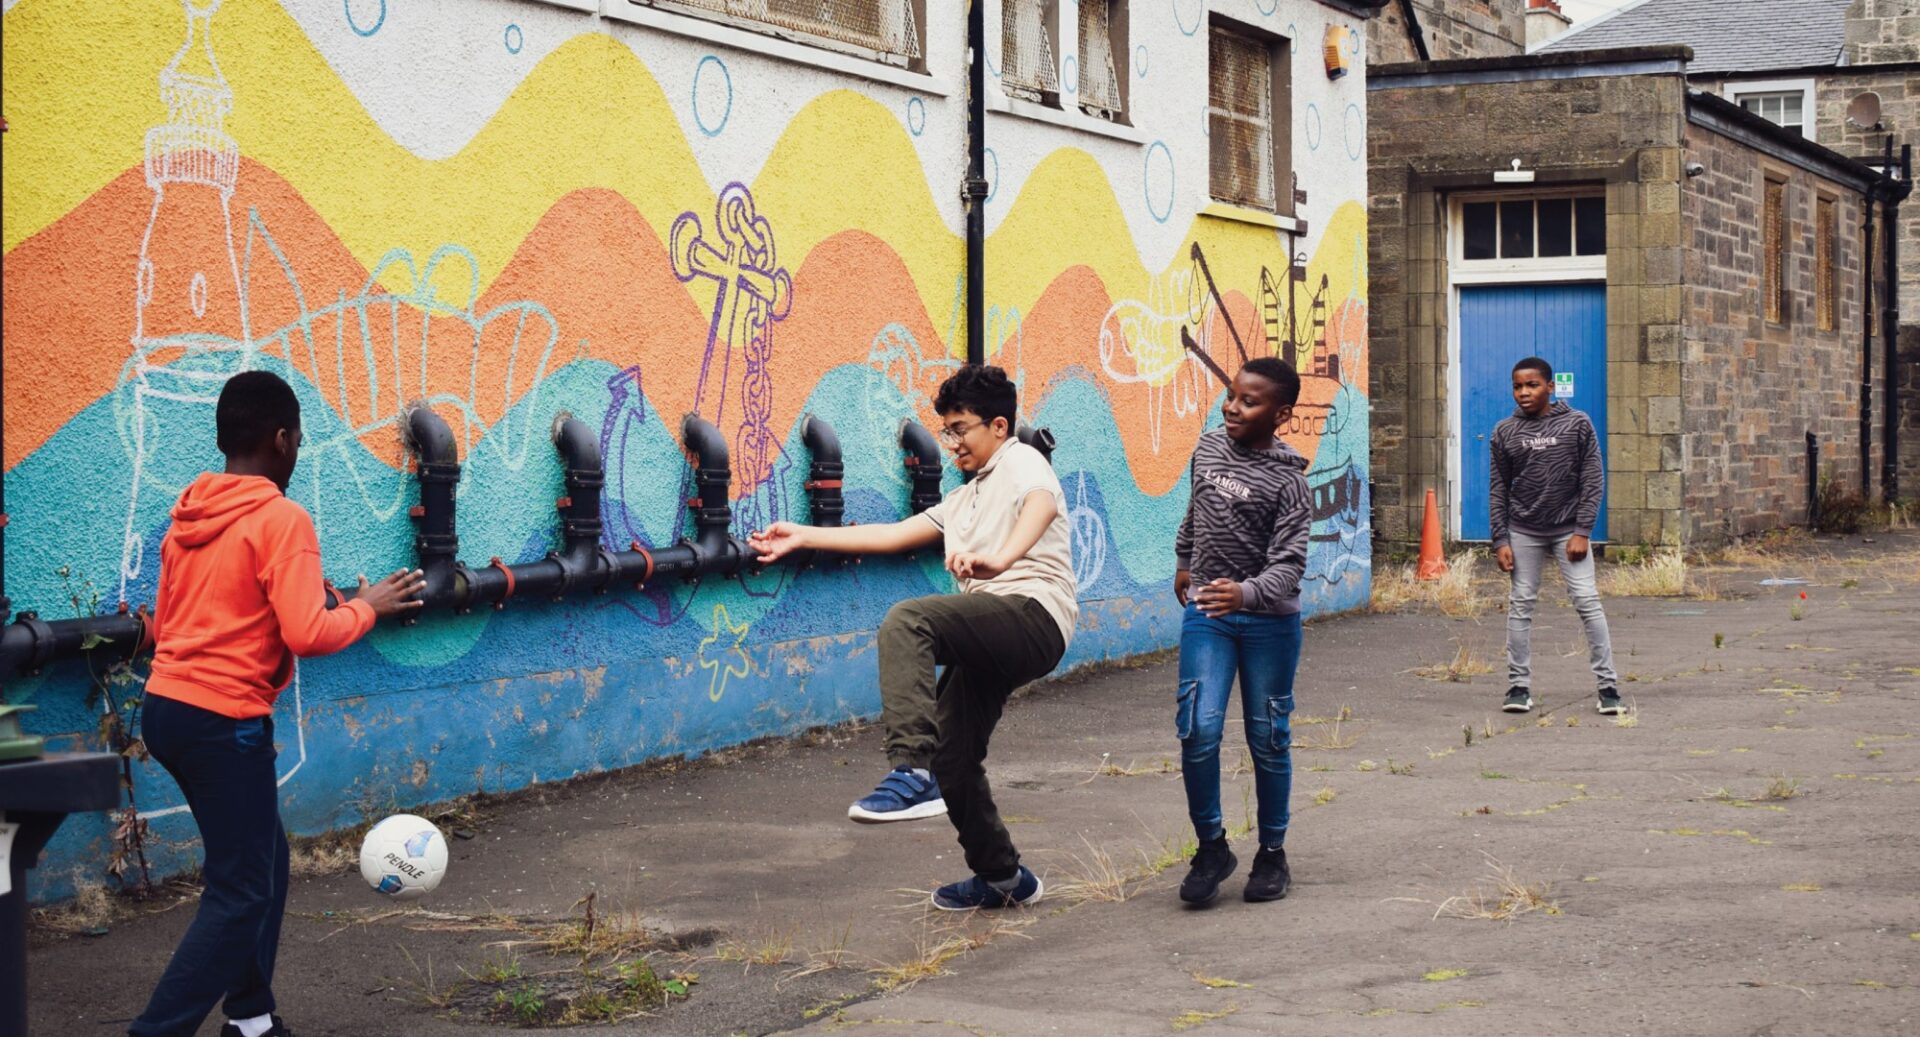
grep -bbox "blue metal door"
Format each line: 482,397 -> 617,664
1459,283 -> 1608,541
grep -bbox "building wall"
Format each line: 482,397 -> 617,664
1846,0 -> 1920,66
1,0 -> 1375,895
1680,124 -> 1868,539
1368,67 -> 1688,546
1369,0 -> 1526,64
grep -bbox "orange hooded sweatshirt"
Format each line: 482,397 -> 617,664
146,473 -> 376,718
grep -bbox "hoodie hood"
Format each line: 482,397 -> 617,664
169,473 -> 284,548
1513,400 -> 1571,421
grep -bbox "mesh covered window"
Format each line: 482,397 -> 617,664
1002,0 -> 1059,102
1209,26 -> 1275,211
1764,178 -> 1787,324
641,0 -> 921,65
1817,196 -> 1837,331
1079,0 -> 1124,119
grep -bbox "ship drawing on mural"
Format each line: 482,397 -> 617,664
114,0 -> 564,602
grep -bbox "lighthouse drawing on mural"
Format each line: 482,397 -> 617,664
119,0 -> 249,598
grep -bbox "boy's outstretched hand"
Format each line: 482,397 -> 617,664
1496,545 -> 1515,573
748,522 -> 807,563
946,551 -> 1008,581
358,568 -> 427,618
1193,578 -> 1243,617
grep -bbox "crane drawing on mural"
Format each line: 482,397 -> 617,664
116,0 -> 563,604
669,184 -> 794,536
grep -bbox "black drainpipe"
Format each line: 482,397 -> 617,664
1861,188 -> 1877,498
1881,144 -> 1911,503
965,0 -> 987,365
1397,0 -> 1432,63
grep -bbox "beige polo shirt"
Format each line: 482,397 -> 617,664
919,439 -> 1078,648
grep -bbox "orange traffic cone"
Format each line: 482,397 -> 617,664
1415,487 -> 1449,581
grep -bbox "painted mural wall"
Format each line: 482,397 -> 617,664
1,0 -> 1372,895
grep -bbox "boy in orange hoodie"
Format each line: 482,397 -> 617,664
130,371 -> 425,1037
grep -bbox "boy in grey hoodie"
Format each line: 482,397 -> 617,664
1171,357 -> 1312,906
1490,356 -> 1621,717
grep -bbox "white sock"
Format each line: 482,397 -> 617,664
911,767 -> 932,781
232,1015 -> 275,1037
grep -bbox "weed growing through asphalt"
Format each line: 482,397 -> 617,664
1312,785 -> 1339,806
1052,836 -> 1142,905
1764,775 -> 1802,801
1371,550 -> 1496,617
1293,718 -> 1358,750
1432,856 -> 1561,921
1600,551 -> 1687,597
1714,632 -> 1725,649
1171,1005 -> 1241,1030
1410,642 -> 1497,683
1193,973 -> 1251,989
1423,968 -> 1469,982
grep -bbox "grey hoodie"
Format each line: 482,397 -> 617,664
1175,428 -> 1312,616
1489,400 -> 1604,547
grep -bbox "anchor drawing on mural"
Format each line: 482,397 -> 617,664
670,183 -> 794,535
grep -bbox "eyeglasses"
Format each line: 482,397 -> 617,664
936,420 -> 985,447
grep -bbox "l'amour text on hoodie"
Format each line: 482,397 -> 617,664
1175,428 -> 1312,615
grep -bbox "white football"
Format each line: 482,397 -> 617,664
359,814 -> 448,900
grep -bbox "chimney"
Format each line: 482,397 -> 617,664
1526,0 -> 1573,49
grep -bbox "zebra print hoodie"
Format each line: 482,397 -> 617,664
1490,400 -> 1604,547
1174,428 -> 1312,616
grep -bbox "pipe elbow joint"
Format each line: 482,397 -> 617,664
899,420 -> 945,515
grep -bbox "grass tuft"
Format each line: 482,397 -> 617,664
1433,856 -> 1561,922
1370,550 -> 1497,618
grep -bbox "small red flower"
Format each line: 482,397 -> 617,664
1799,591 -> 1808,599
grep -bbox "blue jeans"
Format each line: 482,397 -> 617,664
1176,605 -> 1302,849
131,694 -> 289,1037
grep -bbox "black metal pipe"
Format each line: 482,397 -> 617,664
964,0 -> 986,366
550,414 -> 617,598
1807,431 -> 1821,528
1397,0 -> 1432,63
901,421 -> 945,515
1016,424 -> 1056,466
1862,190 -> 1877,499
402,406 -> 462,621
1881,145 -> 1911,503
0,410 -> 891,679
802,415 -> 845,529
681,414 -> 749,577
0,607 -> 150,678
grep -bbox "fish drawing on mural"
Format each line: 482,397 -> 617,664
1097,253 -> 1218,453
116,0 -> 563,603
670,183 -> 794,535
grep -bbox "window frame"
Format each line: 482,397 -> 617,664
1447,189 -> 1609,282
625,0 -> 929,73
1206,15 -> 1293,218
1077,0 -> 1130,124
1725,77 -> 1815,138
1815,193 -> 1837,332
1763,173 -> 1789,326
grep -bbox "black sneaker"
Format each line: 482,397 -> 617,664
1243,846 -> 1291,902
1178,837 -> 1238,905
1502,686 -> 1534,713
220,1017 -> 294,1037
1596,687 -> 1625,716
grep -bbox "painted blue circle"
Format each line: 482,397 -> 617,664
1144,141 -> 1175,224
1202,101 -> 1210,138
1134,44 -> 1148,78
1286,22 -> 1298,39
1173,0 -> 1204,36
1257,0 -> 1278,15
906,96 -> 927,136
1343,102 -> 1364,160
984,148 -> 1000,204
344,0 -> 385,37
1063,55 -> 1078,94
1304,102 -> 1323,151
693,55 -> 732,138
1350,27 -> 1362,55
504,24 -> 524,55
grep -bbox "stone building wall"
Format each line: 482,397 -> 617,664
1680,124 -> 1870,539
1370,0 -> 1527,65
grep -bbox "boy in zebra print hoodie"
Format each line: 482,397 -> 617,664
1491,356 -> 1622,718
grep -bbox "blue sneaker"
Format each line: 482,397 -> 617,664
931,865 -> 1043,911
847,765 -> 948,823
